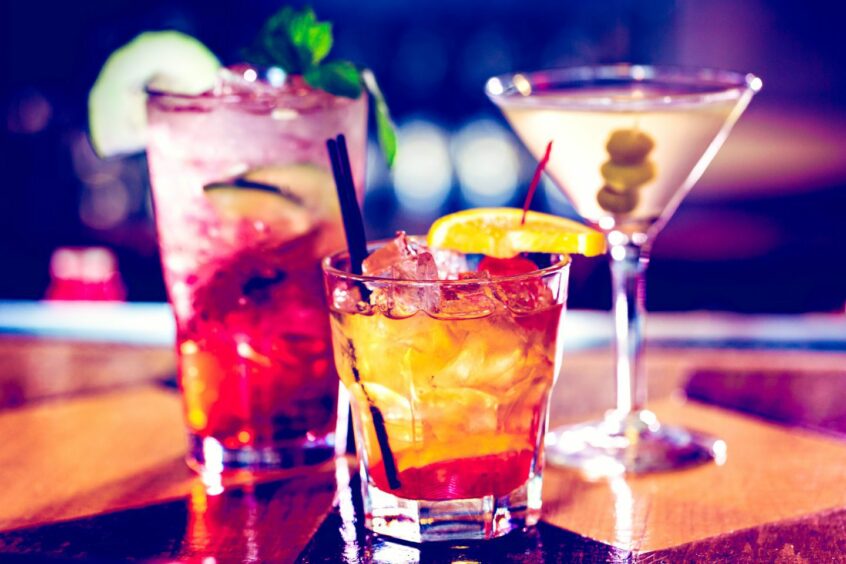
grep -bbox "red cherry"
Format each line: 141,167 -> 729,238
478,255 -> 538,277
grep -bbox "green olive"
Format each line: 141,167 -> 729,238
600,160 -> 655,191
606,129 -> 655,164
597,185 -> 639,214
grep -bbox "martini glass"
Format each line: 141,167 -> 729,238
486,65 -> 761,473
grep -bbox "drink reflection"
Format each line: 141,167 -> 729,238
180,459 -> 628,561
332,458 -> 548,563
182,465 -> 337,562
184,481 -> 261,562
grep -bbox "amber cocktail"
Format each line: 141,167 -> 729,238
323,235 -> 570,542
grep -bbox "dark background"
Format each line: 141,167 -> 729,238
1,0 -> 844,312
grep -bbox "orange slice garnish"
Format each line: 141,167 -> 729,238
427,207 -> 605,258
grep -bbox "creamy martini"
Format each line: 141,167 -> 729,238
487,66 -> 761,473
500,83 -> 744,236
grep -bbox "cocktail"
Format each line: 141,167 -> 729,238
145,70 -> 366,471
323,233 -> 571,542
88,7 -> 396,475
487,65 -> 761,472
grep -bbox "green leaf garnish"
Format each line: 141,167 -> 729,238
246,5 -> 397,167
362,70 -> 397,168
305,61 -> 362,99
251,7 -> 309,73
288,7 -> 333,67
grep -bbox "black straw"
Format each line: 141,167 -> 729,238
326,135 -> 400,490
327,136 -> 369,275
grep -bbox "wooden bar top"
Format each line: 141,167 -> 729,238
0,326 -> 844,562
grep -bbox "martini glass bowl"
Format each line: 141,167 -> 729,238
487,65 -> 761,473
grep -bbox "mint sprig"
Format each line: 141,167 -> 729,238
305,60 -> 361,99
248,6 -> 332,74
246,6 -> 397,167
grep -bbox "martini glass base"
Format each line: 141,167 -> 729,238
545,410 -> 723,475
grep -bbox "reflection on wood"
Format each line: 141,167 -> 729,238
0,470 -> 337,562
543,398 -> 846,552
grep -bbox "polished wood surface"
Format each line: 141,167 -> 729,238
0,336 -> 173,408
0,386 -> 187,531
544,399 -> 846,552
0,335 -> 845,562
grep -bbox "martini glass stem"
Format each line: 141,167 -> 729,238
610,238 -> 649,416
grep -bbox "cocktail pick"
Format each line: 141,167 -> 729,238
326,135 -> 401,490
521,140 -> 553,225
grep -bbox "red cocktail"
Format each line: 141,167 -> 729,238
146,68 -> 367,471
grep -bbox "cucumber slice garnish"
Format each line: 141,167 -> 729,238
240,164 -> 339,219
88,31 -> 221,158
202,163 -> 344,242
203,182 -> 310,232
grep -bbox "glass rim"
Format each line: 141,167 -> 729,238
145,85 -> 245,103
144,84 -> 365,113
144,82 -> 365,105
321,237 -> 572,287
485,64 -> 762,111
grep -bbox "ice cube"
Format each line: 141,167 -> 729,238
361,234 -> 405,277
363,232 -> 440,316
414,251 -> 438,280
330,282 -> 371,314
370,285 -> 422,319
362,231 -> 437,280
427,332 -> 497,390
429,272 -> 498,320
416,387 -> 499,441
213,66 -> 287,114
432,248 -> 469,280
493,277 -> 555,314
427,318 -> 532,392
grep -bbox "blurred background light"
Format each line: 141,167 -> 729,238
392,119 -> 452,214
265,66 -> 286,87
6,88 -> 52,134
453,118 -> 520,207
79,178 -> 131,230
1,0 -> 845,311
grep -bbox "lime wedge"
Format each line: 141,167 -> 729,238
88,31 -> 221,158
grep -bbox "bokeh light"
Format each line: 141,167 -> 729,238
392,120 -> 452,214
5,88 -> 52,134
453,118 -> 520,206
